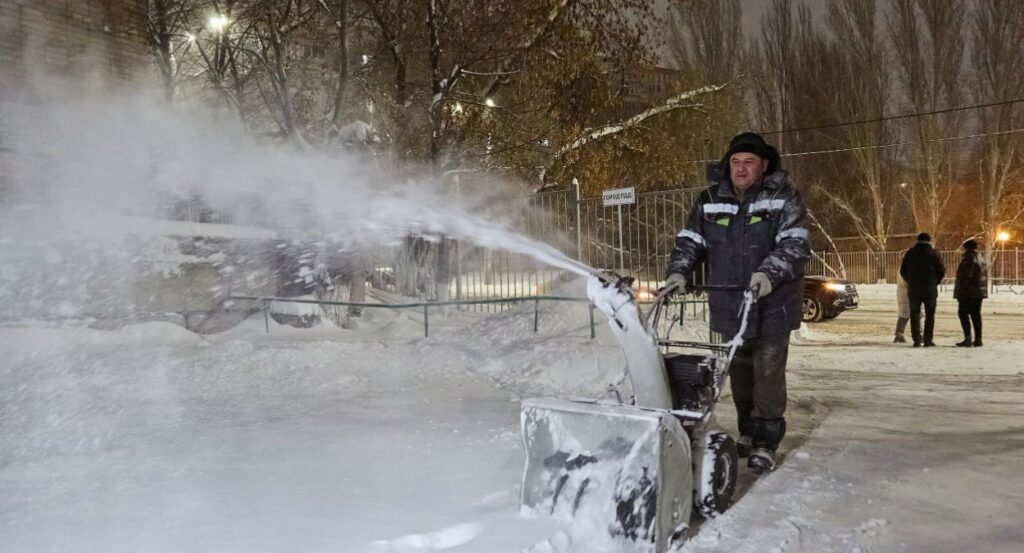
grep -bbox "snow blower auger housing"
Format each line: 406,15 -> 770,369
520,274 -> 749,551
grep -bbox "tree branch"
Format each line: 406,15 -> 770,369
539,82 -> 729,183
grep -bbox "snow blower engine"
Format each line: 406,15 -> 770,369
519,274 -> 751,551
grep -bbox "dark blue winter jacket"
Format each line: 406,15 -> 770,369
666,169 -> 810,338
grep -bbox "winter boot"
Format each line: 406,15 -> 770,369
748,448 -> 776,474
955,338 -> 973,347
749,418 -> 784,474
894,317 -> 908,343
973,339 -> 983,347
735,435 -> 753,458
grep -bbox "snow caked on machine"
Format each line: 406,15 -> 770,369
520,274 -> 752,551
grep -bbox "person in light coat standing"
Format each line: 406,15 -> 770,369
894,275 -> 910,343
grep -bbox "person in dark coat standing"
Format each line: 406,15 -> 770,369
899,233 -> 946,347
664,132 -> 810,473
954,239 -> 988,347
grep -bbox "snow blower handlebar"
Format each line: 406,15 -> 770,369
645,282 -> 755,366
645,283 -> 748,329
585,272 -> 754,361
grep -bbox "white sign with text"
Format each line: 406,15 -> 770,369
602,187 -> 636,207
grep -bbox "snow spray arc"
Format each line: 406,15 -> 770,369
0,86 -> 597,319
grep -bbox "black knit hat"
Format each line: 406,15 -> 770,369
962,239 -> 978,251
720,132 -> 781,175
917,232 -> 932,243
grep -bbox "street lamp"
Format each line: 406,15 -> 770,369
996,231 -> 1011,289
484,98 -> 495,108
208,14 -> 229,32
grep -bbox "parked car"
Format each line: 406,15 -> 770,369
803,276 -> 858,322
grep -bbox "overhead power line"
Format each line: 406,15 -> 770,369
689,127 -> 1024,164
781,127 -> 1024,158
759,97 -> 1024,137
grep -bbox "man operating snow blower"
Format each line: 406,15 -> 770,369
663,132 -> 810,473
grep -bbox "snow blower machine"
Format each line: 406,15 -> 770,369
519,274 -> 753,551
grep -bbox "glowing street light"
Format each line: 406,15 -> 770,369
484,98 -> 495,108
995,231 -> 1011,287
185,32 -> 196,42
208,14 -> 229,32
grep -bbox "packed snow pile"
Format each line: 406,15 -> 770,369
436,277 -> 710,402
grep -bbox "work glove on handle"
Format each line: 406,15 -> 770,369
749,272 -> 773,299
661,273 -> 688,297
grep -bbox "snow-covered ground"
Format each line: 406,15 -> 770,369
853,283 -> 1024,315
2,283 -> 1023,553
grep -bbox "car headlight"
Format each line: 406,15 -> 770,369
825,282 -> 847,292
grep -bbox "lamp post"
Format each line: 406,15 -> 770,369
996,231 -> 1010,288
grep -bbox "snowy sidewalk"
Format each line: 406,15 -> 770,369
1,308 -> 1022,553
702,339 -> 1024,553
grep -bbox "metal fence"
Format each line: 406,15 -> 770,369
160,185 -> 1023,305
424,187 -> 707,307
448,187 -> 1024,300
520,188 -> 1024,289
807,249 -> 1024,286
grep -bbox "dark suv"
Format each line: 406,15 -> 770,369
803,276 -> 858,322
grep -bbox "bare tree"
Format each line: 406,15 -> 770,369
888,0 -> 967,236
751,0 -> 802,152
539,82 -> 730,184
666,0 -> 742,85
186,1 -> 255,124
246,1 -> 320,146
971,0 -> 1024,251
145,0 -> 198,101
318,0 -> 350,138
364,0 -> 415,107
815,0 -> 899,253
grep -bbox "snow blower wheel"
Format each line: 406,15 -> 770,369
693,431 -> 738,518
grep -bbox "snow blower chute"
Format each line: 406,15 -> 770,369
520,275 -> 751,551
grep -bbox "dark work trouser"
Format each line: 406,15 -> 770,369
909,295 -> 937,344
729,332 -> 790,451
957,298 -> 983,342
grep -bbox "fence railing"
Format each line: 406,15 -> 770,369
162,186 -> 1022,304
807,249 -> 1024,286
231,293 -> 712,338
232,294 -> 595,338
